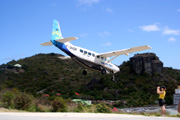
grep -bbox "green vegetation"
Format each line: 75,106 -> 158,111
52,97 -> 67,112
0,53 -> 180,108
0,89 -> 113,113
0,89 -> 33,110
95,103 -> 111,113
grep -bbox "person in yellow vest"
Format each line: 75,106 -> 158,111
157,86 -> 166,116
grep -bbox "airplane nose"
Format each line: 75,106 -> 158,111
116,66 -> 120,72
113,65 -> 120,73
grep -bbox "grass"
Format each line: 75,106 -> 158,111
168,114 -> 180,117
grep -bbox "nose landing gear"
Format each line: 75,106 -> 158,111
111,75 -> 115,82
111,71 -> 115,82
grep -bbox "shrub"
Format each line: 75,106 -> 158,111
95,103 -> 111,113
52,97 -> 67,112
33,104 -> 52,112
13,93 -> 33,110
74,103 -> 84,112
0,89 -> 34,110
1,91 -> 14,108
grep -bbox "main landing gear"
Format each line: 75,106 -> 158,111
83,69 -> 87,75
101,69 -> 106,75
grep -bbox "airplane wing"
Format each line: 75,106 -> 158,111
41,37 -> 78,46
99,45 -> 152,58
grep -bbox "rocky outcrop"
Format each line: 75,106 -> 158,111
130,53 -> 163,74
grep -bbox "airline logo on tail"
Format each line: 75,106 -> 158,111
51,20 -> 63,40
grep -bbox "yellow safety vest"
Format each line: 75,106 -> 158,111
159,91 -> 166,99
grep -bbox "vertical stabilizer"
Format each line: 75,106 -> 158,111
51,20 -> 63,40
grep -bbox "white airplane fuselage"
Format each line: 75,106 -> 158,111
51,40 -> 120,74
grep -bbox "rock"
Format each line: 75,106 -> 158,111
130,53 -> 163,74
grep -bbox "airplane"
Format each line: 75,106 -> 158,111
41,20 -> 151,81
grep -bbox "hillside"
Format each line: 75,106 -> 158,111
0,53 -> 180,107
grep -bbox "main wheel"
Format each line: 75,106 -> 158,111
83,70 -> 87,75
101,69 -> 106,74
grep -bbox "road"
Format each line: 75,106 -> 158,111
0,113 -> 179,120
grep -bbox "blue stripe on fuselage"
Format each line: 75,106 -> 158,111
51,40 -> 75,57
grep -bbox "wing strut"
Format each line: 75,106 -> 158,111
109,55 -> 119,63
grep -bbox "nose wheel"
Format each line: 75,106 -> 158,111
111,75 -> 115,81
111,71 -> 115,81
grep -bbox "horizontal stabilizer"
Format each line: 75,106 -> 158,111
40,41 -> 53,46
41,37 -> 78,46
55,37 -> 78,43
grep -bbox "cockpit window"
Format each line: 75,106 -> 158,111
92,53 -> 95,57
97,55 -> 100,58
101,57 -> 104,60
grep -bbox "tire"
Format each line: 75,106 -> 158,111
83,70 -> 87,75
101,69 -> 106,74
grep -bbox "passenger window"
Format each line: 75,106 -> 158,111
84,51 -> 87,54
97,55 -> 100,58
80,49 -> 83,53
88,52 -> 91,56
92,53 -> 95,57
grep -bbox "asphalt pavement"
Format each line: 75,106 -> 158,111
0,113 -> 179,120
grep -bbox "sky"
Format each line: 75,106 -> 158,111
0,0 -> 180,69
